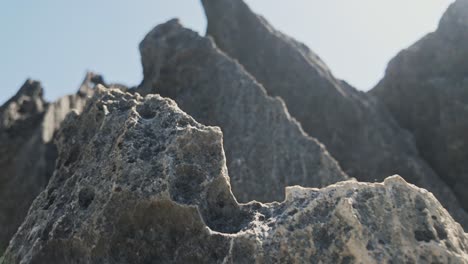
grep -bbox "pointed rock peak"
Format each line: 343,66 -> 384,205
0,79 -> 47,129
201,0 -> 253,21
4,87 -> 468,263
200,0 -> 468,227
78,71 -> 106,96
147,18 -> 182,35
201,0 -> 334,79
139,19 -> 189,53
1,79 -> 45,112
16,79 -> 44,99
137,18 -> 349,203
439,0 -> 468,30
372,0 -> 468,223
140,18 -> 213,53
0,73 -> 112,252
138,18 -> 217,95
0,79 -> 48,251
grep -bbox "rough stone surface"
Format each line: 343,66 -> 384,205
0,73 -> 99,252
200,0 -> 468,228
137,19 -> 348,203
4,88 -> 468,263
0,80 -> 50,253
372,0 -> 468,213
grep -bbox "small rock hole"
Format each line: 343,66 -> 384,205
137,104 -> 157,119
78,187 -> 95,208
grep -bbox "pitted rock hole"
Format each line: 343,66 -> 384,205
78,187 -> 95,208
137,104 -> 157,119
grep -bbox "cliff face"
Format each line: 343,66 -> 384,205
372,0 -> 468,212
137,19 -> 348,203
4,89 -> 468,263
200,0 -> 468,227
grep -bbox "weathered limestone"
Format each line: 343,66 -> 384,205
3,88 -> 468,263
372,0 -> 468,212
137,19 -> 348,203
200,0 -> 468,228
0,80 -> 50,253
0,73 -> 99,252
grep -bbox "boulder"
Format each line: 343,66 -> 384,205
4,88 -> 468,263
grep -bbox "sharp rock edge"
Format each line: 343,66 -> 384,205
3,88 -> 468,263
0,72 -> 103,253
200,0 -> 468,228
372,0 -> 468,215
137,19 -> 348,203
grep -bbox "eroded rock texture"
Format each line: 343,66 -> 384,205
0,80 -> 50,253
137,19 -> 348,203
0,73 -> 98,252
372,0 -> 468,212
4,88 -> 468,263
200,0 -> 468,227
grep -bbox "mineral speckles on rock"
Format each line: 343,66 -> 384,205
200,0 -> 468,228
3,90 -> 467,263
257,176 -> 468,263
3,88 -> 242,263
0,73 -> 100,252
137,19 -> 348,203
0,80 -> 51,253
2,1 -> 468,262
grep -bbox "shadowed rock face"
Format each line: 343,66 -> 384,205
372,0 -> 468,212
4,88 -> 468,263
4,88 -> 244,263
137,19 -> 348,203
200,0 -> 468,227
0,73 -> 99,252
0,80 -> 50,253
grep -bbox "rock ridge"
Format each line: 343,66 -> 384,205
372,0 -> 468,213
4,88 -> 468,263
137,19 -> 349,203
200,0 -> 468,227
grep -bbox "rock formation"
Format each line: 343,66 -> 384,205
137,19 -> 348,203
372,0 -> 468,212
4,88 -> 468,263
0,80 -> 51,253
0,73 -> 100,253
200,0 -> 468,227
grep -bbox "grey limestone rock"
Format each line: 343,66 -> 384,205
372,0 -> 468,213
0,80 -> 51,253
0,72 -> 100,252
137,19 -> 348,203
200,0 -> 468,228
3,88 -> 468,263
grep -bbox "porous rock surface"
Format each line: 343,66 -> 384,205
372,0 -> 468,212
200,0 -> 468,227
3,88 -> 468,263
0,73 -> 98,252
137,19 -> 348,203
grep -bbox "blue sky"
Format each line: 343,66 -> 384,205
0,0 -> 454,104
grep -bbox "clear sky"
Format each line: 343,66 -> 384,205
0,0 -> 455,104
